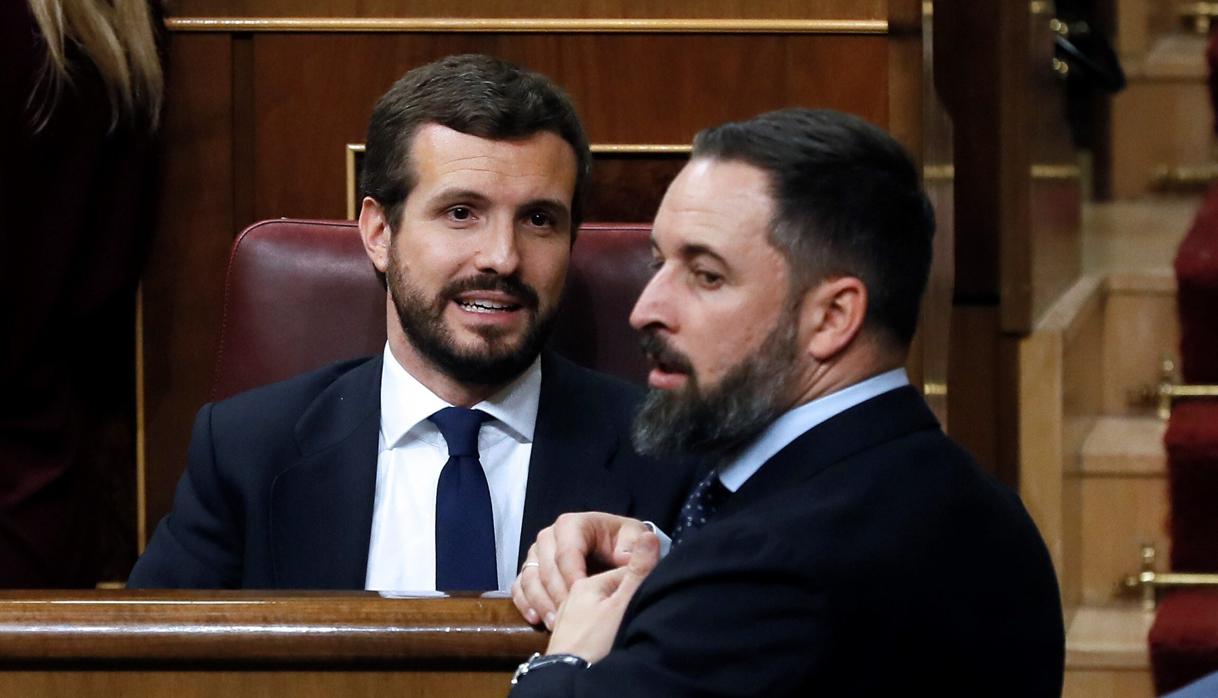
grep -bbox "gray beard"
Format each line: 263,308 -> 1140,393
631,313 -> 801,458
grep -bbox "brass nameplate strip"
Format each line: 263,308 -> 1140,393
165,17 -> 888,35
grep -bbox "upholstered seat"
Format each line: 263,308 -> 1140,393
210,219 -> 653,401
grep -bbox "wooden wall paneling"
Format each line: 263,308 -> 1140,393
166,0 -> 887,21
996,0 -> 1035,334
249,32 -> 890,222
1005,6 -> 1083,334
585,155 -> 687,222
141,34 -> 237,545
912,0 -> 954,425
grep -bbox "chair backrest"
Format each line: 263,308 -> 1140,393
211,219 -> 653,401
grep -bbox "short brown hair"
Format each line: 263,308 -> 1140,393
360,54 -> 591,235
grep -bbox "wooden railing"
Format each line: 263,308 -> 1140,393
0,591 -> 545,697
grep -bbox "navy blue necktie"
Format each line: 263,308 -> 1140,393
670,469 -> 731,548
430,407 -> 497,591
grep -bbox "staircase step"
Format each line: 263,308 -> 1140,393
1082,416 -> 1167,476
1067,603 -> 1154,670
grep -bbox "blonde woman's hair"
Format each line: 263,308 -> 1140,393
26,0 -> 163,132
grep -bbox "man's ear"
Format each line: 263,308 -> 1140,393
796,276 -> 868,361
358,197 -> 391,273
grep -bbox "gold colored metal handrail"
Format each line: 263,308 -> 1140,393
1123,544 -> 1218,610
1179,1 -> 1218,33
1151,356 -> 1218,419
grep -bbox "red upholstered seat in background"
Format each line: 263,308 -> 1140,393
1150,590 -> 1218,694
211,219 -> 653,401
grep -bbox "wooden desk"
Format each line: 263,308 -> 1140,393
0,591 -> 545,697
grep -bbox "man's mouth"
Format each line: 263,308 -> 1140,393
455,297 -> 522,313
443,275 -> 539,317
639,331 -> 694,388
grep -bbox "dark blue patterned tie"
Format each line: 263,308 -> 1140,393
670,469 -> 731,547
430,407 -> 497,591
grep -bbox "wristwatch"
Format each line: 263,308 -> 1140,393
511,652 -> 590,685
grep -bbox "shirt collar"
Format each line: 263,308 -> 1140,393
379,343 -> 541,450
717,368 -> 910,492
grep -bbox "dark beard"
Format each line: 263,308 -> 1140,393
631,313 -> 800,458
387,259 -> 555,387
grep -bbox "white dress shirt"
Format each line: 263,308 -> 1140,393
717,368 -> 911,493
364,344 -> 539,592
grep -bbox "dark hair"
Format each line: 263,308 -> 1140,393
691,108 -> 935,349
360,53 -> 591,235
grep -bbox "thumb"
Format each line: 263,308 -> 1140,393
613,532 -> 660,600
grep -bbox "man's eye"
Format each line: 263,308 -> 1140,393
648,258 -> 664,272
694,270 -> 723,288
527,211 -> 553,227
448,206 -> 473,221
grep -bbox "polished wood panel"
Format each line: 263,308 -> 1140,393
1080,476 -> 1169,605
249,33 -> 889,223
166,0 -> 887,21
166,18 -> 888,33
0,592 -> 541,698
3,671 -> 509,698
1101,273 -> 1178,415
142,33 -> 236,536
0,592 -> 541,662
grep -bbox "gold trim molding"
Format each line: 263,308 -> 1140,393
346,144 -> 363,220
591,144 -> 692,154
165,17 -> 888,34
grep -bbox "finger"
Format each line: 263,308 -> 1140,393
536,524 -> 572,608
609,522 -> 649,567
612,532 -> 660,602
510,573 -> 540,626
518,558 -> 558,625
552,514 -> 594,591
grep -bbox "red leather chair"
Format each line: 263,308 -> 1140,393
211,219 -> 653,401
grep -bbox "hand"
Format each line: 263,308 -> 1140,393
544,530 -> 660,663
512,512 -> 652,629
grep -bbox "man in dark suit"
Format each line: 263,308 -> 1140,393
508,109 -> 1065,695
128,54 -> 692,590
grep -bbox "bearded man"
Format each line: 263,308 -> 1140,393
508,109 -> 1065,696
129,54 -> 693,590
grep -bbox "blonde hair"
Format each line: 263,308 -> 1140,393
26,0 -> 163,132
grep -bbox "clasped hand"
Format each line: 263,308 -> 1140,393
511,512 -> 660,662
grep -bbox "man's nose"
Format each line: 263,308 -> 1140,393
474,218 -> 521,276
630,269 -> 675,333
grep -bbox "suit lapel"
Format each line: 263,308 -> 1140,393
518,353 -> 631,568
270,356 -> 382,588
717,386 -> 939,518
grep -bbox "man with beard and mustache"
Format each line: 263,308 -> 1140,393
128,54 -> 694,590
507,109 -> 1064,696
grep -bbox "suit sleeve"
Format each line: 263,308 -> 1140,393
510,525 -> 830,698
127,403 -> 243,588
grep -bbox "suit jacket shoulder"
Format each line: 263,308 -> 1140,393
512,387 -> 1064,698
128,356 -> 381,588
